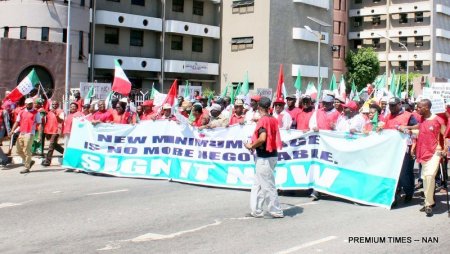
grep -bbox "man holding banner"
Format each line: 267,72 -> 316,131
244,97 -> 284,218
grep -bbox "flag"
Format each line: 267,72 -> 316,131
112,59 -> 132,96
294,69 -> 302,91
231,83 -> 241,104
161,79 -> 178,108
221,83 -> 229,97
104,91 -> 114,109
4,69 -> 40,102
371,111 -> 379,131
150,83 -> 159,99
184,80 -> 190,100
395,75 -> 402,98
425,76 -> 430,88
350,80 -> 360,101
305,82 -> 318,98
84,84 -> 96,105
389,70 -> 396,96
329,73 -> 337,91
276,64 -> 284,99
316,78 -> 323,108
239,71 -> 249,96
338,75 -> 346,100
207,93 -> 213,107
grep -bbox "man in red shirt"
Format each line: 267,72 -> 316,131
244,96 -> 284,218
73,91 -> 84,112
296,95 -> 315,131
228,99 -> 245,125
285,94 -> 301,129
140,100 -> 156,121
312,95 -> 340,131
91,100 -> 113,124
42,101 -> 65,167
63,102 -> 84,147
9,98 -> 42,173
413,99 -> 447,216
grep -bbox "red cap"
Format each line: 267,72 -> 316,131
250,95 -> 261,102
196,96 -> 203,100
273,97 -> 286,105
142,100 -> 154,107
344,101 -> 359,111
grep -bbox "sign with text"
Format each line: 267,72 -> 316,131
178,85 -> 202,99
80,83 -> 111,100
256,88 -> 273,99
184,62 -> 209,74
430,97 -> 446,114
63,120 -> 407,209
431,83 -> 450,100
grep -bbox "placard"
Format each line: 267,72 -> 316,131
256,88 -> 273,99
430,97 -> 446,114
80,83 -> 111,100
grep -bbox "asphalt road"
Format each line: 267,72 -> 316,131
1,165 -> 449,254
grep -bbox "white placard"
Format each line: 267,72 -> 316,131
422,87 -> 433,99
431,83 -> 450,100
430,97 -> 446,114
153,92 -> 167,106
178,85 -> 202,99
256,88 -> 273,99
80,83 -> 111,100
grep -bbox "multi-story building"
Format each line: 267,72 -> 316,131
220,0 -> 333,95
92,0 -> 221,91
0,0 -> 90,99
333,0 -> 349,79
348,0 -> 450,86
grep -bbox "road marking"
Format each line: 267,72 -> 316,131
275,236 -> 338,254
131,220 -> 222,242
86,189 -> 128,196
0,203 -> 22,209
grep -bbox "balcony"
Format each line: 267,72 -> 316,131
387,27 -> 430,38
291,64 -> 328,79
387,51 -> 431,61
436,29 -> 450,40
348,30 -> 387,40
436,4 -> 450,16
388,3 -> 431,14
436,53 -> 450,63
349,6 -> 388,17
165,20 -> 220,39
293,0 -> 329,10
292,27 -> 329,44
165,60 -> 219,75
94,54 -> 161,72
95,10 -> 162,32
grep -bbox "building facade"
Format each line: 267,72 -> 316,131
348,0 -> 450,86
91,0 -> 221,92
0,0 -> 90,99
333,0 -> 349,79
220,0 -> 334,96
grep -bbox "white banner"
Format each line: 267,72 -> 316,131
80,83 -> 112,100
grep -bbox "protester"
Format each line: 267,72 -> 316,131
272,98 -> 292,129
63,102 -> 84,147
42,101 -> 64,166
90,100 -> 113,124
190,104 -> 204,127
82,104 -> 91,116
335,101 -> 365,133
73,91 -> 84,112
285,94 -> 301,129
228,99 -> 245,125
157,103 -> 177,121
0,101 -> 12,166
334,96 -> 345,114
363,103 -> 381,133
7,97 -> 25,156
205,103 -> 227,128
245,95 -> 261,124
112,101 -> 132,124
296,95 -> 315,131
31,99 -> 46,156
380,97 -> 418,205
412,99 -> 447,217
141,100 -> 156,120
312,94 -> 340,131
244,96 -> 284,218
9,98 -> 42,173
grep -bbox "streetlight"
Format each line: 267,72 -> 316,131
305,16 -> 331,89
376,33 -> 409,97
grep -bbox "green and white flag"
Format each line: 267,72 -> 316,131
5,69 -> 40,102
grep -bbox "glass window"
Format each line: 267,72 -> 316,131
130,29 -> 144,47
415,12 -> 423,23
355,0 -> 362,4
399,13 -> 408,24
231,37 -> 253,51
63,28 -> 67,43
372,38 -> 380,48
192,37 -> 203,52
372,16 -> 381,26
173,0 -> 184,12
193,1 -> 204,16
3,27 -> 9,38
20,26 -> 27,40
41,27 -> 49,41
79,31 -> 84,59
354,17 -> 362,27
399,61 -> 407,72
105,27 -> 119,44
354,39 -> 362,49
232,0 -> 254,14
399,37 -> 407,47
80,0 -> 85,6
171,35 -> 183,50
415,36 -> 424,47
131,0 -> 145,6
414,61 -> 423,71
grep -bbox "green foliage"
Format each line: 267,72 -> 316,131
202,88 -> 215,97
397,73 -> 422,96
345,47 -> 380,91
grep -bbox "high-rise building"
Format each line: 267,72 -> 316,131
0,0 -> 90,99
348,0 -> 450,86
220,0 -> 334,96
332,0 -> 349,79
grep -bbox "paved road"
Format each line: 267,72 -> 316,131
0,165 -> 449,254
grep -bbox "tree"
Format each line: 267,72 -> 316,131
345,47 -> 380,91
397,73 -> 422,97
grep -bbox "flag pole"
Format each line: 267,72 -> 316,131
64,0 -> 72,115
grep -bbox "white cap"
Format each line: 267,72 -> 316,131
162,103 -> 172,109
120,98 -> 128,103
25,98 -> 33,104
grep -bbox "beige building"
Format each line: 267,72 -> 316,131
348,0 -> 450,86
92,0 -> 221,92
333,0 -> 349,79
220,0 -> 334,95
0,0 -> 90,99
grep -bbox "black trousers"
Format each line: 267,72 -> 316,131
44,134 -> 64,162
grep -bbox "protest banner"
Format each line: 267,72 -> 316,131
422,87 -> 433,99
178,85 -> 202,99
430,97 -> 446,114
63,120 -> 407,209
80,83 -> 111,100
431,83 -> 450,100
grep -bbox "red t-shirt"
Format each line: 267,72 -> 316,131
416,115 -> 445,163
63,112 -> 84,134
93,110 -> 113,123
113,112 -> 132,124
316,108 -> 340,130
286,107 -> 302,126
229,113 -> 245,125
296,109 -> 314,130
44,109 -> 64,134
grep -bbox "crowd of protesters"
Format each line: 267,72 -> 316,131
1,86 -> 449,217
